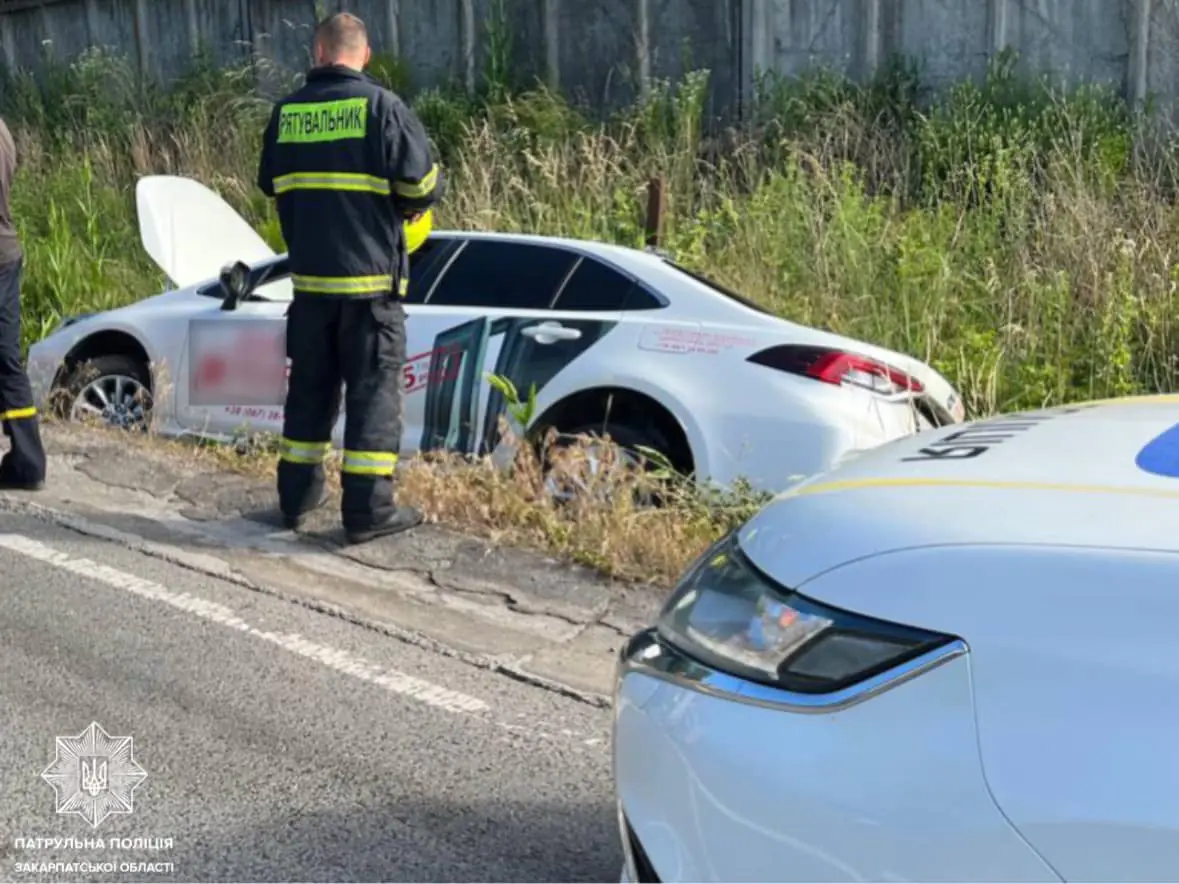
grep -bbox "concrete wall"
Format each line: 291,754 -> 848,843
741,0 -> 1177,109
0,0 -> 1176,119
0,0 -> 741,116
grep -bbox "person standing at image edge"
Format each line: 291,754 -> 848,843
257,12 -> 443,544
0,116 -> 47,491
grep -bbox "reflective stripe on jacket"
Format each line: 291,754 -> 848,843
256,65 -> 444,299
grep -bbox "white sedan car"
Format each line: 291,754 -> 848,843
613,394 -> 1179,882
28,175 -> 965,493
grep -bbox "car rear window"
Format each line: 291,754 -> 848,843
662,259 -> 775,316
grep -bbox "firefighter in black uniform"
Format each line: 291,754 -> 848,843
257,12 -> 442,544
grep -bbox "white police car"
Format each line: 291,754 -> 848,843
614,394 -> 1179,881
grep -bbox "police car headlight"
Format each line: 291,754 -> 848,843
655,533 -> 957,693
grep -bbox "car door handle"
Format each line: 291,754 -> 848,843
520,322 -> 582,343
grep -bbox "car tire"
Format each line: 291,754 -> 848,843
58,354 -> 153,432
540,420 -> 677,507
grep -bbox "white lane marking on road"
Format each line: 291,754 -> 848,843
0,533 -> 489,716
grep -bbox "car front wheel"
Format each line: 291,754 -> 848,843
58,354 -> 153,432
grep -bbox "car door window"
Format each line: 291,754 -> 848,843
551,256 -> 665,311
405,237 -> 461,304
425,240 -> 577,309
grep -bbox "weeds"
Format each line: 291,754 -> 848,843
8,47 -> 1179,582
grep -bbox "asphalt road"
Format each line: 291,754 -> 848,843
0,512 -> 619,883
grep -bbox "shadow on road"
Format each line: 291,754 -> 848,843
167,792 -> 620,883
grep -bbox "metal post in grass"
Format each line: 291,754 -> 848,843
645,175 -> 666,251
132,0 -> 149,85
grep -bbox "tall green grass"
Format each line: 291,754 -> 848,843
4,45 -> 1179,416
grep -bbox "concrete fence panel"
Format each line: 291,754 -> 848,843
0,0 -> 1176,119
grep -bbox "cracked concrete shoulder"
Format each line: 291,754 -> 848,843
11,422 -> 668,699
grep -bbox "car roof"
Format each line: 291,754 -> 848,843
737,395 -> 1179,585
246,228 -> 790,326
254,228 -> 691,289
428,228 -> 669,275
423,229 -> 793,323
257,229 -> 661,265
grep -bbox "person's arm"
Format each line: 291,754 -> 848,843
257,104 -> 281,198
382,95 -> 444,218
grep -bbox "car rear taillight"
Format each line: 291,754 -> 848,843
748,344 -> 924,396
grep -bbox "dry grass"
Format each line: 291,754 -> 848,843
395,430 -> 754,582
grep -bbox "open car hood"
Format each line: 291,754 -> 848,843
135,174 -> 435,291
135,175 -> 276,289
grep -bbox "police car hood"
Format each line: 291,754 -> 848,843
136,175 -> 276,289
738,396 -> 1179,587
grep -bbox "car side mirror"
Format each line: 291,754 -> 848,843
219,261 -> 251,312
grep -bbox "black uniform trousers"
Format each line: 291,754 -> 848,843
278,293 -> 406,531
0,257 -> 46,486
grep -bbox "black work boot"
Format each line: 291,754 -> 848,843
282,491 -> 329,530
0,419 -> 46,491
344,504 -> 423,545
0,474 -> 43,491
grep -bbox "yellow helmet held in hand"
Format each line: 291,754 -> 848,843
404,209 -> 433,255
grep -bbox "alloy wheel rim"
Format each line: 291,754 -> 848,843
543,435 -> 646,505
71,374 -> 151,431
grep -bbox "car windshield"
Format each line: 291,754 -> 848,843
195,238 -> 448,300
661,259 -> 774,316
197,255 -> 290,298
